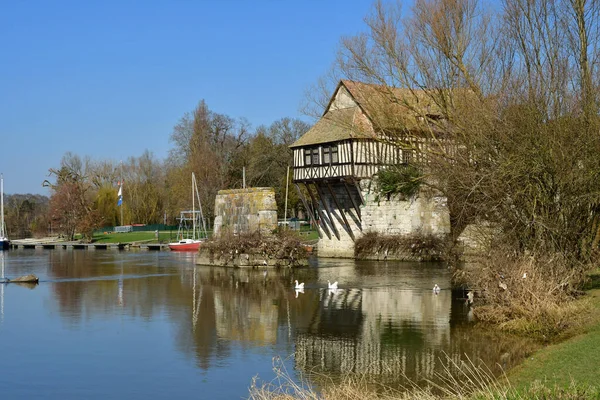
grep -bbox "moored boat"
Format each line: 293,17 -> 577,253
169,238 -> 203,252
168,172 -> 207,252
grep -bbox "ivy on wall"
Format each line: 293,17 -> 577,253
375,164 -> 423,201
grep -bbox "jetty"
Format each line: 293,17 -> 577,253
9,239 -> 169,251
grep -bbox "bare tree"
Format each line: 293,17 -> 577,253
167,101 -> 250,224
309,0 -> 600,258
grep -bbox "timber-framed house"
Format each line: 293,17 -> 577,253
291,80 -> 450,257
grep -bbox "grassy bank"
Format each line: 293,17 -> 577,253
91,231 -> 180,243
506,286 -> 600,393
90,228 -> 318,244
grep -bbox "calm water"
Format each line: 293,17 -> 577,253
0,250 -> 534,399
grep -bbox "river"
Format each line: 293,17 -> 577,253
0,250 -> 535,399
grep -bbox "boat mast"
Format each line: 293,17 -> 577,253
192,172 -> 196,240
120,161 -> 124,227
193,173 -> 207,238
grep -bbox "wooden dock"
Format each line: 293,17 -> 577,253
9,241 -> 170,251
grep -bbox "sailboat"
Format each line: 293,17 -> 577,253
169,172 -> 207,251
0,174 -> 9,251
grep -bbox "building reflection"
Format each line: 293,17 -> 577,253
42,251 -> 535,386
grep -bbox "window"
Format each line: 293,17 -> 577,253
331,146 -> 338,163
312,148 -> 320,165
304,145 -> 339,166
320,145 -> 339,165
323,147 -> 330,164
402,149 -> 413,164
304,149 -> 312,165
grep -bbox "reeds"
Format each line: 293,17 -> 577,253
354,231 -> 445,261
248,354 -> 510,400
455,250 -> 594,340
248,355 -> 599,399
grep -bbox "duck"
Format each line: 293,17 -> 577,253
433,284 -> 440,294
294,280 -> 305,289
328,280 -> 338,289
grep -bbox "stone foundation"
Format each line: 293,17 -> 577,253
213,187 -> 277,237
316,181 -> 450,259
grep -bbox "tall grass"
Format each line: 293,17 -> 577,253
248,355 -> 599,399
354,231 -> 445,261
454,250 -> 594,340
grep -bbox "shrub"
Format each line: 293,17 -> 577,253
454,248 -> 594,340
375,164 -> 423,201
354,231 -> 446,261
202,230 -> 308,265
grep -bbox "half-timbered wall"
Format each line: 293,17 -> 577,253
293,139 -> 417,182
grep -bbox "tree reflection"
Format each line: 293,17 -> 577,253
44,252 -> 537,388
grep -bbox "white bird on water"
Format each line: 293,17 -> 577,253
328,280 -> 338,289
294,280 -> 304,289
522,272 -> 527,279
433,284 -> 440,294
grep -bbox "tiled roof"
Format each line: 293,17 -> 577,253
290,107 -> 375,148
339,80 -> 443,131
292,80 -> 452,148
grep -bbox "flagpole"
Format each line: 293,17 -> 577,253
120,161 -> 124,227
284,166 -> 290,227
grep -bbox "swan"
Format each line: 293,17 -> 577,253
466,291 -> 474,306
328,280 -> 338,289
522,272 -> 527,279
294,280 -> 304,289
295,288 -> 304,298
433,284 -> 440,293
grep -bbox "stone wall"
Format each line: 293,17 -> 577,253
213,187 -> 278,237
317,181 -> 451,258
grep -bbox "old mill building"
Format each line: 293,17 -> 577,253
290,80 -> 451,258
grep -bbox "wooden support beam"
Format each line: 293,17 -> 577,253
295,184 -> 322,239
342,179 -> 362,221
353,179 -> 365,205
306,183 -> 333,240
327,182 -> 355,241
313,183 -> 340,240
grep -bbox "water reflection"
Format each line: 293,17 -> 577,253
0,250 -> 537,397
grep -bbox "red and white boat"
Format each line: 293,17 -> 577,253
168,172 -> 207,252
169,238 -> 203,252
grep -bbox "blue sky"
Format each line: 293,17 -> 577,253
1,0 -> 374,195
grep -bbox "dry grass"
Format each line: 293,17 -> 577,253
354,231 -> 446,261
454,250 -> 594,340
202,230 -> 308,265
249,355 -> 517,400
248,355 -> 599,399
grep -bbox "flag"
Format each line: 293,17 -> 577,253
117,182 -> 123,206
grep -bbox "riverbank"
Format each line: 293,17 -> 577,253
506,285 -> 600,394
249,272 -> 600,399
